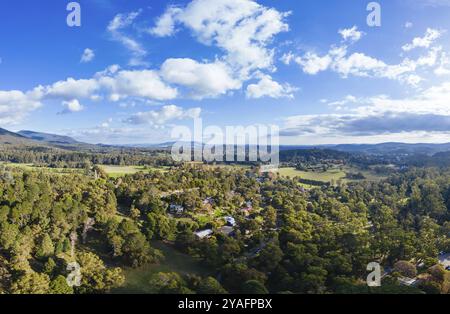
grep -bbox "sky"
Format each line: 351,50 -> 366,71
1,0 -> 450,145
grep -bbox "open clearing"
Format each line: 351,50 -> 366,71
277,167 -> 386,184
277,167 -> 346,181
113,241 -> 211,294
100,165 -> 169,178
0,162 -> 169,178
0,162 -> 83,175
100,165 -> 150,178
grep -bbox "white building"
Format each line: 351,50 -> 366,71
224,216 -> 236,226
194,229 -> 213,239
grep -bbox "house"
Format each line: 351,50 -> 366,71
398,276 -> 421,287
203,197 -> 214,206
169,204 -> 184,215
224,216 -> 236,227
194,229 -> 213,239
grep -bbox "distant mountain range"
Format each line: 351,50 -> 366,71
0,128 -> 48,147
134,142 -> 450,156
18,130 -> 80,145
2,127 -> 450,156
0,128 -> 104,151
332,142 -> 450,155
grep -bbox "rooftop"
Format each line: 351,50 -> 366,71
194,229 -> 213,239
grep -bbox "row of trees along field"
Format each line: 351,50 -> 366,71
0,147 -> 176,168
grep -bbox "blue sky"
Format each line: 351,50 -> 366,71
1,0 -> 450,144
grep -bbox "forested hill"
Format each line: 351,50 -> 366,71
280,149 -> 351,162
0,128 -> 118,152
0,128 -> 48,147
18,130 -> 80,145
332,142 -> 450,156
17,130 -> 109,151
5,126 -> 450,169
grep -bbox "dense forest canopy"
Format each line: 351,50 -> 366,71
0,144 -> 449,294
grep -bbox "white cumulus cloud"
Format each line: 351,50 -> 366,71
59,99 -> 84,115
0,89 -> 43,125
281,81 -> 450,141
99,69 -> 178,102
149,6 -> 183,37
124,105 -> 201,126
160,58 -> 241,99
288,28 -> 446,87
80,48 -> 95,63
107,11 -> 147,66
402,28 -> 443,51
246,74 -> 296,99
149,0 -> 290,79
338,26 -> 364,43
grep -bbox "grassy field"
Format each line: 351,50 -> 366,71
277,167 -> 346,181
80,231 -> 206,294
0,162 -> 169,178
357,171 -> 388,182
100,165 -> 146,178
205,164 -> 251,170
100,165 -> 169,178
0,162 -> 83,175
277,166 -> 386,186
113,241 -> 211,294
